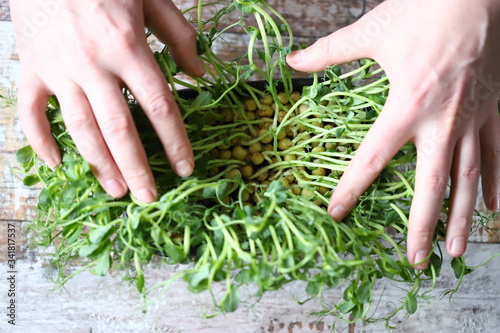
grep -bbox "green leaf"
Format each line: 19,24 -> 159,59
405,293 -> 418,314
188,262 -> 211,291
78,244 -> 99,257
94,252 -> 111,276
16,146 -> 35,164
164,239 -> 185,263
191,91 -> 212,108
335,127 -> 345,138
23,174 -> 40,186
89,224 -> 113,244
451,257 -> 464,279
306,275 -> 323,296
234,0 -> 259,13
255,49 -> 267,62
356,281 -> 372,303
338,301 -> 356,314
136,272 -> 145,293
221,285 -> 240,312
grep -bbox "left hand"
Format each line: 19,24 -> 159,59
287,0 -> 500,269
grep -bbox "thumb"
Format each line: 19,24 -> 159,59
287,24 -> 373,72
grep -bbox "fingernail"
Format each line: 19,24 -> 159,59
450,237 -> 465,256
413,250 -> 428,266
136,189 -> 156,203
286,50 -> 304,65
491,195 -> 499,211
105,179 -> 125,198
328,205 -> 348,221
176,159 -> 193,178
45,156 -> 59,169
195,59 -> 205,76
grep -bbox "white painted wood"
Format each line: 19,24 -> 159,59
0,242 -> 498,333
1,15 -> 499,333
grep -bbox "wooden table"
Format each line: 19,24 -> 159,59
1,1 -> 499,332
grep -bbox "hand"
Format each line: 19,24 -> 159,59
287,0 -> 500,269
11,0 -> 204,203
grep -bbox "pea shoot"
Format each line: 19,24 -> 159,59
13,0 -> 497,329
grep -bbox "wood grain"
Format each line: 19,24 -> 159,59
0,242 -> 498,333
1,4 -> 500,332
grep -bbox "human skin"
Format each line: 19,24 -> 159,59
287,0 -> 500,269
10,0 -> 204,204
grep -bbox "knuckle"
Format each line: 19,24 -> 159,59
458,165 -> 480,180
424,174 -> 449,194
120,168 -> 151,185
448,214 -> 471,230
145,94 -> 177,120
100,114 -> 135,136
358,149 -> 386,175
64,112 -> 94,130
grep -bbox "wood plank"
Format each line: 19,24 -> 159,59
0,241 -> 498,332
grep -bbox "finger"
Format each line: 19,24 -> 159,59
82,73 -> 157,203
480,108 -> 500,211
407,139 -> 454,270
56,83 -> 128,199
16,72 -> 60,168
327,98 -> 411,221
120,51 -> 195,179
446,132 -> 480,257
144,0 -> 205,77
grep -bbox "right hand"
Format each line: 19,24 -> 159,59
11,0 -> 205,203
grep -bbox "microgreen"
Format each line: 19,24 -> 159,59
13,0 -> 498,330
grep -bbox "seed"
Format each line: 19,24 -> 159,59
277,110 -> 287,123
250,152 -> 265,166
284,154 -> 296,162
312,120 -> 323,128
280,178 -> 290,187
283,171 -> 295,183
209,148 -> 220,158
258,105 -> 274,118
226,168 -> 242,179
312,146 -> 326,153
244,99 -> 257,111
259,120 -> 272,129
277,92 -> 289,105
220,108 -> 233,122
337,146 -> 348,153
277,129 -> 286,140
285,126 -> 295,137
259,94 -> 273,105
258,128 -> 273,144
290,91 -> 301,103
278,138 -> 293,150
352,142 -> 361,150
312,167 -> 326,176
241,165 -> 254,178
318,186 -> 329,195
246,111 -> 256,121
291,186 -> 301,195
219,149 -> 232,160
313,200 -> 323,207
325,142 -> 337,150
249,141 -> 262,153
256,172 -> 269,182
241,188 -> 251,202
262,144 -> 274,152
232,146 -> 248,160
298,104 -> 309,114
301,189 -> 314,199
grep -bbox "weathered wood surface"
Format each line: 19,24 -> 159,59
1,1 -> 500,331
0,240 -> 499,333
